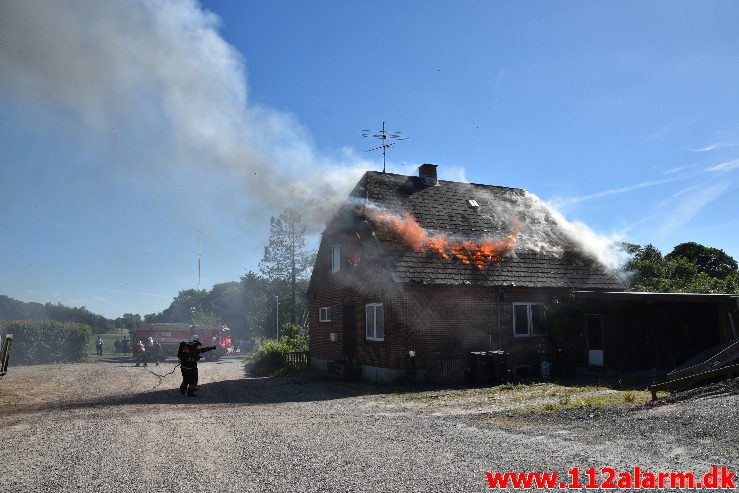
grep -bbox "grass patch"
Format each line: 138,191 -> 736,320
88,332 -> 129,355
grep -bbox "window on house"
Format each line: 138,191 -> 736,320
513,303 -> 547,337
331,244 -> 341,272
319,307 -> 332,322
365,303 -> 384,341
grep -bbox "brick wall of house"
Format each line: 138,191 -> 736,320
395,285 -> 565,373
308,228 -> 407,368
308,213 -> 571,375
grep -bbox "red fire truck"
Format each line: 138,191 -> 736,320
132,323 -> 232,361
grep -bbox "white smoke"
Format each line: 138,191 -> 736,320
474,188 -> 626,269
0,0 -> 368,231
520,192 -> 627,269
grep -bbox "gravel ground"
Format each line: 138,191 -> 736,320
1,357 -> 737,492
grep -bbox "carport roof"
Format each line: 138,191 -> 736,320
573,290 -> 739,304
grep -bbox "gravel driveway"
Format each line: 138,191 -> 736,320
1,356 -> 737,492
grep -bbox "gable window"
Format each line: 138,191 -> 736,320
331,244 -> 341,273
319,307 -> 332,322
513,303 -> 547,337
365,303 -> 384,341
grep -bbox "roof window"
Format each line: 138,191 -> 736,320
468,199 -> 479,208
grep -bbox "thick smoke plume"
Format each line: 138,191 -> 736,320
0,0 -> 624,268
0,0 -> 368,231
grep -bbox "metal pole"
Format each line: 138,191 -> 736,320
276,295 -> 279,340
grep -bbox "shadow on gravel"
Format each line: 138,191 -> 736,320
4,373 -> 386,417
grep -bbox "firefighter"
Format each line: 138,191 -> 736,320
153,339 -> 164,366
145,337 -> 163,366
177,335 -> 216,397
133,340 -> 146,367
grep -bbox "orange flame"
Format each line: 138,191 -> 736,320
365,208 -> 518,269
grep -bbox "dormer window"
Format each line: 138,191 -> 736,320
331,244 -> 341,273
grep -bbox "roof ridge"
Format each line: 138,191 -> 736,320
364,169 -> 525,192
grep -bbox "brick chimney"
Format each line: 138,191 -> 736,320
418,163 -> 438,186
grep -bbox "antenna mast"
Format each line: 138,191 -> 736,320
197,230 -> 202,290
362,122 -> 408,173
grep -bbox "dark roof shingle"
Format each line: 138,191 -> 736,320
350,171 -> 624,289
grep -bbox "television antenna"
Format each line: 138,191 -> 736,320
362,122 -> 408,173
197,230 -> 202,290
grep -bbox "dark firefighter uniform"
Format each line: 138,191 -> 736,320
177,336 -> 216,397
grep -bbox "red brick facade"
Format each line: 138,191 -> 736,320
308,228 -> 570,379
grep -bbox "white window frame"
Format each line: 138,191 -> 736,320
512,302 -> 547,337
365,303 -> 385,341
319,307 -> 332,323
331,244 -> 341,273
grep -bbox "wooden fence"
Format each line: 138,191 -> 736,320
283,351 -> 310,371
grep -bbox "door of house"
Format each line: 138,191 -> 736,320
585,314 -> 604,367
342,304 -> 356,363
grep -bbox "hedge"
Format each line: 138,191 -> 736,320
0,320 -> 92,365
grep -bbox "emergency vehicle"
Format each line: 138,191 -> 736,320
132,323 -> 232,360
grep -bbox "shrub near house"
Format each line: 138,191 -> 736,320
248,323 -> 308,376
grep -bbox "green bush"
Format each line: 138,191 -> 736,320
248,323 -> 308,376
0,320 -> 92,365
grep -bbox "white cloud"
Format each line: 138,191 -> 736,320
550,175 -> 686,209
693,142 -> 739,152
707,159 -> 739,172
658,181 -> 732,235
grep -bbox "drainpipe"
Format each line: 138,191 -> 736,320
497,287 -> 503,350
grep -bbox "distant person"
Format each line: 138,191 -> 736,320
133,340 -> 146,367
95,336 -> 104,357
145,337 -> 155,366
114,339 -> 121,353
177,335 -> 216,397
147,337 -> 163,366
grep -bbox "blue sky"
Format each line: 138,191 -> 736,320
1,1 -> 738,318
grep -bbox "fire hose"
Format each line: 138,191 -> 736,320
138,346 -> 215,389
141,362 -> 181,390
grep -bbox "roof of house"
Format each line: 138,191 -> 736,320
573,291 -> 739,304
346,170 -> 625,289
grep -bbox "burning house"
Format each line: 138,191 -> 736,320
307,164 -> 631,382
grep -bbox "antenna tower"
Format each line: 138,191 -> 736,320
197,230 -> 202,290
362,122 -> 408,173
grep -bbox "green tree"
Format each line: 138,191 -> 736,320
258,208 -> 315,325
116,313 -> 142,330
191,309 -> 221,325
623,242 -> 739,294
147,289 -> 212,323
665,242 -> 738,279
